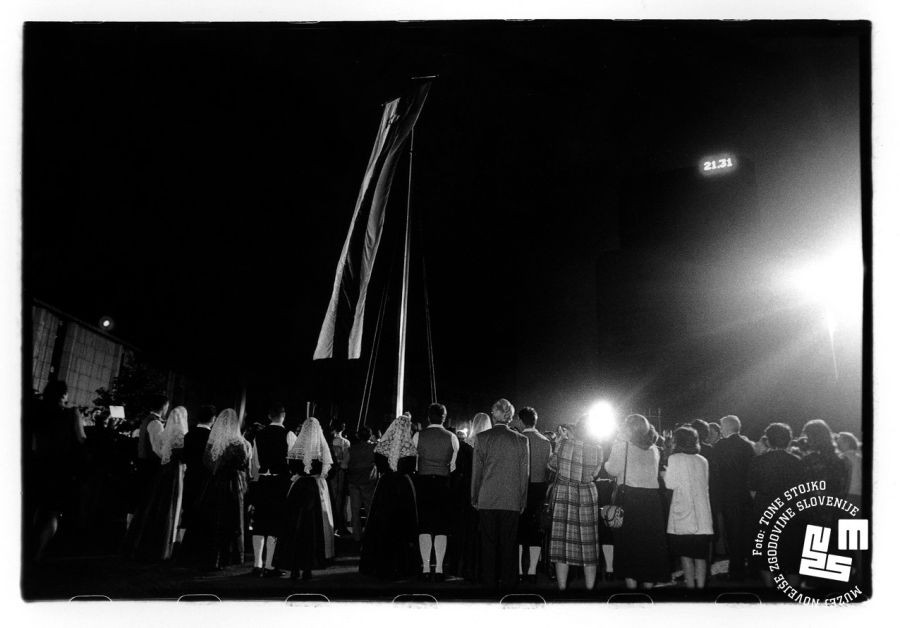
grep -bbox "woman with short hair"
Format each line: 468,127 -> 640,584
547,418 -> 604,590
748,422 -> 805,586
604,414 -> 669,589
662,426 -> 713,589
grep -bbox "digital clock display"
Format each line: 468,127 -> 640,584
700,154 -> 737,175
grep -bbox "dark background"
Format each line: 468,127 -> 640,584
23,21 -> 868,438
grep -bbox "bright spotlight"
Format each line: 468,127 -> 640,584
587,401 -> 617,440
787,247 -> 862,321
99,316 -> 114,331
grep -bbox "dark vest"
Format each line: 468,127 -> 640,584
137,414 -> 162,464
417,426 -> 454,476
256,424 -> 290,475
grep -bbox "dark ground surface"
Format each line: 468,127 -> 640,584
21,533 -> 816,604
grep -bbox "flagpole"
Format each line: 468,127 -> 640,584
395,130 -> 414,418
238,382 -> 247,425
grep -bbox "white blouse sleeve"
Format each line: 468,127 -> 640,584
604,441 -> 625,479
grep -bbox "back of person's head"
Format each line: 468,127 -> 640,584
764,423 -> 793,449
196,404 -> 217,426
802,419 -> 836,454
708,422 -> 721,437
673,426 -> 700,454
333,421 -> 346,435
690,419 -> 710,444
624,414 -> 657,449
720,415 -> 742,435
357,426 -> 372,442
836,431 -> 860,452
147,392 -> 168,414
518,406 -> 538,428
470,412 -> 492,437
42,379 -> 69,406
268,402 -> 286,419
492,398 -> 515,423
427,403 -> 447,425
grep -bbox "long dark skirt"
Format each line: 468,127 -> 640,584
452,504 -> 481,581
517,482 -> 548,547
127,459 -> 160,515
445,466 -> 479,581
179,467 -> 211,531
359,471 -> 419,579
668,534 -> 713,560
122,461 -> 184,561
614,486 -> 670,583
273,476 -> 326,573
595,479 -> 617,547
182,472 -> 247,568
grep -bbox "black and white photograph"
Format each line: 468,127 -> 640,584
10,6 -> 887,611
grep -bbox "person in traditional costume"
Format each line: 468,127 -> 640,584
175,403 -> 215,558
358,413 -> 419,579
273,416 -> 334,580
126,393 -> 169,532
412,403 -> 459,581
446,412 -> 492,581
247,403 -> 296,577
123,406 -> 188,561
183,408 -> 251,570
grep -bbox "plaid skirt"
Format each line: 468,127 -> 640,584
549,480 -> 599,566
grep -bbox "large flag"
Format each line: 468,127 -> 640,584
313,82 -> 431,360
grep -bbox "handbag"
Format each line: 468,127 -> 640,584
600,442 -> 628,529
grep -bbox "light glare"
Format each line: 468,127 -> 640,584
787,247 -> 862,322
587,401 -> 617,440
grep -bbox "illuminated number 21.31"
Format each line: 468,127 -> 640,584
703,157 -> 734,171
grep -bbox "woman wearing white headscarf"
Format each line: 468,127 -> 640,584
466,412 -> 492,448
447,412 -> 493,581
183,408 -> 251,570
273,417 -> 333,580
359,413 -> 419,579
123,406 -> 189,561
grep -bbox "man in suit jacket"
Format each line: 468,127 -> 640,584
471,398 -> 530,591
517,406 -> 552,584
711,414 -> 755,580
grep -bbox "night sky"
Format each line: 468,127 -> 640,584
23,21 -> 867,436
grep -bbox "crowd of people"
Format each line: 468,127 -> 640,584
26,380 -> 865,594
